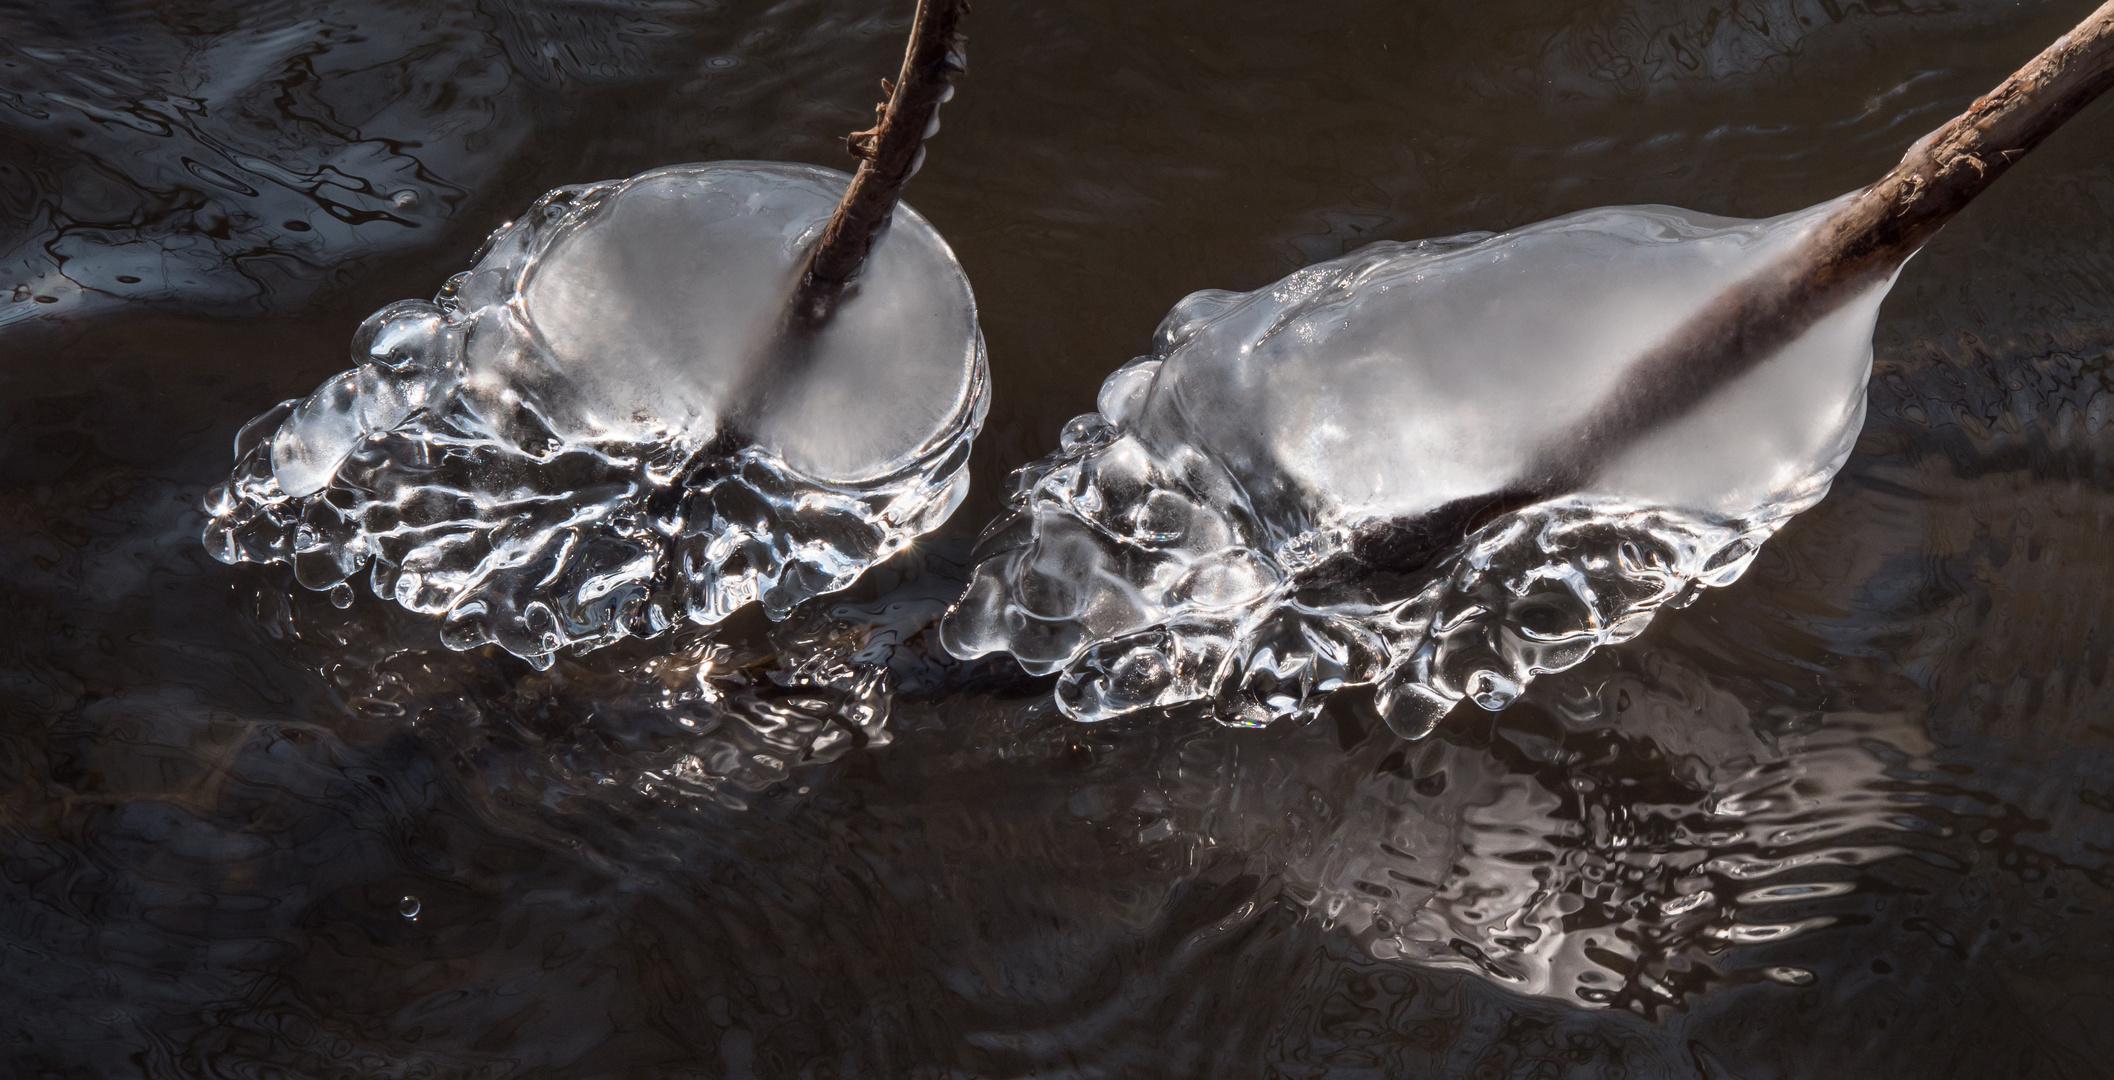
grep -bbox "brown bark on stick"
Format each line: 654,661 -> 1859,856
793,0 -> 970,327
1329,0 -> 2114,585
710,0 -> 967,447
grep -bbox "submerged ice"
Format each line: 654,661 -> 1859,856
943,198 -> 1894,731
205,161 -> 986,666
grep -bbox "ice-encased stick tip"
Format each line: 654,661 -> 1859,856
1323,0 -> 2114,583
1550,0 -> 2114,489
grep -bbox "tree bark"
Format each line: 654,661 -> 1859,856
1327,0 -> 2114,586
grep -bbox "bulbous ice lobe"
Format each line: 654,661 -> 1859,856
204,161 -> 986,667
942,200 -> 1891,730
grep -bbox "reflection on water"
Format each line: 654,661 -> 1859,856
4,0 -> 2114,1075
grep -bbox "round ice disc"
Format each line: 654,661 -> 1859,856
518,161 -> 982,482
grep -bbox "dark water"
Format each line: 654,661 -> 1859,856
5,0 -> 2114,1075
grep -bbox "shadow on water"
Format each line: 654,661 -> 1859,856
2,0 -> 2114,1075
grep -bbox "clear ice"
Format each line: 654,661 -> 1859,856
204,161 -> 987,667
942,197 -> 1894,732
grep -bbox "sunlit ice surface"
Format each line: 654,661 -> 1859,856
202,161 -> 987,667
944,197 -> 1896,732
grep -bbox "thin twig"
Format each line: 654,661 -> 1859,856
710,0 -> 968,449
1320,0 -> 2114,586
793,0 -> 970,327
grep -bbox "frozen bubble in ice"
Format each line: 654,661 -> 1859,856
943,197 -> 1892,729
204,161 -> 986,667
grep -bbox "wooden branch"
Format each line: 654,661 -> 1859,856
792,0 -> 970,327
708,0 -> 968,449
1318,0 -> 2114,588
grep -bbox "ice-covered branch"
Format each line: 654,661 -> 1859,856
793,0 -> 970,327
943,1 -> 2114,734
1328,0 -> 2114,583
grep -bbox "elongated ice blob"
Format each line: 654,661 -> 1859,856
942,198 -> 1893,732
205,161 -> 987,667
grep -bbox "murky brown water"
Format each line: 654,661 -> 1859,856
4,0 -> 2114,1075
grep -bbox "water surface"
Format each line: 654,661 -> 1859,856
4,0 -> 2114,1075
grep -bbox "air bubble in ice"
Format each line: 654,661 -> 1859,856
204,161 -> 986,667
943,197 -> 1893,730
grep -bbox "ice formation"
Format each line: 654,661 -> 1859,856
204,161 -> 987,667
942,198 -> 1894,733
